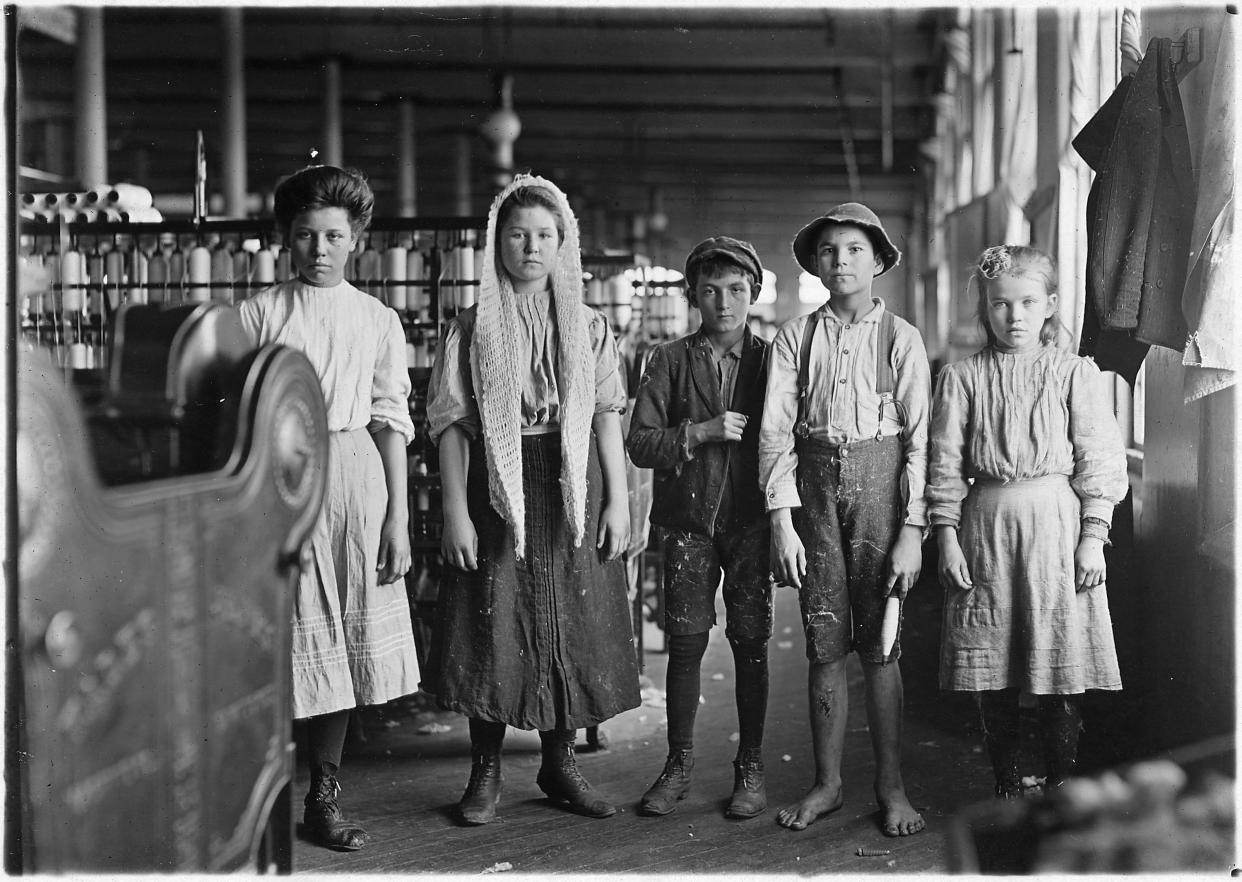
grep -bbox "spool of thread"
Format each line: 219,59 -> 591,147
457,242 -> 474,310
19,208 -> 36,222
210,247 -> 234,303
276,249 -> 292,282
62,192 -> 82,208
358,246 -> 382,297
86,252 -> 105,317
86,185 -> 111,205
60,250 -> 85,312
127,248 -> 149,305
383,245 -> 408,309
102,208 -> 124,223
20,193 -> 41,208
407,249 -> 426,312
168,247 -> 186,302
41,193 -> 59,209
68,343 -> 89,369
187,244 -> 212,302
232,250 -> 250,300
147,252 -> 168,303
253,249 -> 276,286
76,208 -> 102,224
57,208 -> 79,224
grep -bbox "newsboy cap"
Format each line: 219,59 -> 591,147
684,236 -> 764,290
791,202 -> 901,276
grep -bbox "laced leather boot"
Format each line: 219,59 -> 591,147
458,743 -> 503,825
304,775 -> 368,851
536,732 -> 616,818
638,748 -> 694,816
725,751 -> 766,819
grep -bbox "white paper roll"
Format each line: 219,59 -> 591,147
107,183 -> 154,210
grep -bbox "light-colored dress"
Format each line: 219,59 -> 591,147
928,344 -> 1128,694
238,279 -> 419,719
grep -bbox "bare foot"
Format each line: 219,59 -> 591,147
775,784 -> 844,831
878,789 -> 925,837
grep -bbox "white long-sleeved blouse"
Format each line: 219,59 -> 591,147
927,344 -> 1128,527
236,279 -> 415,443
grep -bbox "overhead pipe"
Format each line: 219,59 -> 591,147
397,97 -> 417,216
321,57 -> 343,167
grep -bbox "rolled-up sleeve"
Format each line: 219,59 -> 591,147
426,317 -> 481,443
368,308 -> 415,443
927,364 -> 971,527
626,342 -> 684,470
894,325 -> 931,527
1067,358 -> 1129,524
758,319 -> 803,511
591,311 -> 627,415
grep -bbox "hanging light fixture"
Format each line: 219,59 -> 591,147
480,72 -> 521,191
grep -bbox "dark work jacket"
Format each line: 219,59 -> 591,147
1076,36 -> 1192,380
627,328 -> 769,536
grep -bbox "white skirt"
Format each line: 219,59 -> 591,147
291,429 -> 420,719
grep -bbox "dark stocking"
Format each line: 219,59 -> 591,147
728,635 -> 769,757
306,709 -> 351,779
1037,694 -> 1082,788
978,689 -> 1022,798
665,632 -> 710,751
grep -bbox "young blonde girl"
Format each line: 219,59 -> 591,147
929,245 -> 1128,798
427,174 -> 639,825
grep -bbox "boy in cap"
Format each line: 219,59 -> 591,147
627,237 -> 772,820
759,203 -> 929,836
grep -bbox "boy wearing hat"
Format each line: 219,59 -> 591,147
759,204 -> 929,837
627,237 -> 773,820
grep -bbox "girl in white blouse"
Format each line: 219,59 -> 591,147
427,174 -> 639,826
929,245 -> 1128,799
238,165 -> 418,851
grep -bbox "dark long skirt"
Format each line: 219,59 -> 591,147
435,431 -> 641,730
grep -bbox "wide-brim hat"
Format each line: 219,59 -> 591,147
684,235 -> 764,290
791,202 -> 901,276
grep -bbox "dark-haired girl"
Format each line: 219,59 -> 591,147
929,245 -> 1128,799
427,174 -> 639,825
238,165 -> 419,851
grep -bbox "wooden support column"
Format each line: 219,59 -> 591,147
221,8 -> 247,217
321,57 -> 343,167
397,98 -> 417,216
454,133 -> 472,216
74,7 -> 107,186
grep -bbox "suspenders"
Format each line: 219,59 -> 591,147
793,308 -> 902,440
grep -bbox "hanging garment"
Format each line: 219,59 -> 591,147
1181,16 -> 1237,403
1075,37 -> 1195,382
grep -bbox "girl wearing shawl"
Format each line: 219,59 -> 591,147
427,174 -> 640,825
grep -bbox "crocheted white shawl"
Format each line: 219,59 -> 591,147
470,174 -> 593,559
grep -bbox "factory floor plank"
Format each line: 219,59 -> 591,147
290,566 -> 1012,876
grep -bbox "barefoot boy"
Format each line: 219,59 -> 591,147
628,237 -> 772,820
759,204 -> 928,837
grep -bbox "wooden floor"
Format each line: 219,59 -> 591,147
291,569 -> 1022,876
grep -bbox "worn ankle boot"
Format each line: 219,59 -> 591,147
536,731 -> 616,818
726,750 -> 766,819
458,743 -> 503,825
304,775 -> 368,851
638,748 -> 694,816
